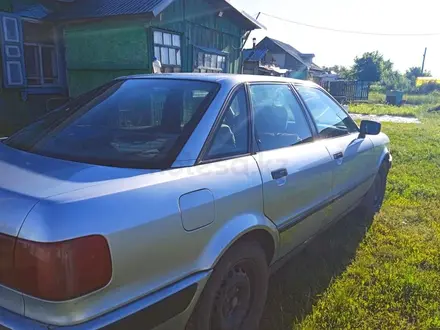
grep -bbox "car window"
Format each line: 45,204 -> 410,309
205,86 -> 249,160
249,84 -> 313,152
296,86 -> 358,139
5,79 -> 218,169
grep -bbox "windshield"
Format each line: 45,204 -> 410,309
5,79 -> 219,169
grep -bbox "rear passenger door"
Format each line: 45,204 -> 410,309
249,83 -> 334,258
296,85 -> 376,219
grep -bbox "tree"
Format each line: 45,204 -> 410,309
405,66 -> 432,90
321,65 -> 354,79
352,51 -> 385,82
381,70 -> 411,91
405,67 -> 431,80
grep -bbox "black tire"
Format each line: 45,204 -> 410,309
362,163 -> 389,215
187,241 -> 269,330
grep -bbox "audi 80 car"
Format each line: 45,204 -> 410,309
0,74 -> 391,330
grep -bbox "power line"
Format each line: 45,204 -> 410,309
260,12 -> 440,37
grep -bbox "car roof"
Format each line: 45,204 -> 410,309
117,73 -> 319,87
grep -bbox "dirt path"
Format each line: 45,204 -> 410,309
350,113 -> 421,124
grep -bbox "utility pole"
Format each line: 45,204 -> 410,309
421,47 -> 427,75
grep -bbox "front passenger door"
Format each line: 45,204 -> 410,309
249,84 -> 334,258
296,85 -> 376,220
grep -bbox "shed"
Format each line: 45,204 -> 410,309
246,37 -> 318,80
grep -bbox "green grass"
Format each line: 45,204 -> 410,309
406,92 -> 440,105
260,106 -> 440,330
369,91 -> 440,106
368,91 -> 387,104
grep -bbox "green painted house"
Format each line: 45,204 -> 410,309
0,0 -> 262,135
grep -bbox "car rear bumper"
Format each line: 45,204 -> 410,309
0,271 -> 211,330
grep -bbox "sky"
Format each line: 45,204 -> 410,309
232,0 -> 440,76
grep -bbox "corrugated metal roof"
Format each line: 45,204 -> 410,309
267,37 -> 311,67
310,62 -> 324,72
243,48 -> 268,61
45,0 -> 264,31
46,0 -> 166,21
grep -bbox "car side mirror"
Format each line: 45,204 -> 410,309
359,120 -> 381,138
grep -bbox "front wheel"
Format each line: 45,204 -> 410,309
362,163 -> 389,215
187,241 -> 269,330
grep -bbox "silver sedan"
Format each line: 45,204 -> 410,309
0,74 -> 391,330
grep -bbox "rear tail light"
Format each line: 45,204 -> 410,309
0,234 -> 112,301
0,234 -> 15,286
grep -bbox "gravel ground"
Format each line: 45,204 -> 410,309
349,113 -> 421,124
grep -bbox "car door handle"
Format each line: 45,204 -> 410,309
333,152 -> 344,160
271,168 -> 288,180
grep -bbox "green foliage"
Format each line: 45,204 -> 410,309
406,91 -> 440,105
369,91 -> 440,106
352,51 -> 385,82
333,52 -> 438,93
321,65 -> 354,79
418,82 -> 440,94
405,67 -> 431,81
369,84 -> 386,93
382,69 -> 411,92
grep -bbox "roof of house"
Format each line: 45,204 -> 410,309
46,0 -> 166,20
42,0 -> 263,29
243,48 -> 268,62
310,62 -> 324,72
14,3 -> 51,19
261,37 -> 314,68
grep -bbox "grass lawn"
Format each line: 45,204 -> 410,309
369,91 -> 440,106
261,107 -> 440,330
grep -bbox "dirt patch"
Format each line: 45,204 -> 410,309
350,113 -> 421,124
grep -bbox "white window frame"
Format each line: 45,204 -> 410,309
3,16 -> 19,42
24,43 -> 58,86
194,49 -> 227,73
153,29 -> 181,68
22,20 -> 59,87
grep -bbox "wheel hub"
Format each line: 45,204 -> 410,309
212,266 -> 252,330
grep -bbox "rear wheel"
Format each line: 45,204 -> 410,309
187,241 -> 269,330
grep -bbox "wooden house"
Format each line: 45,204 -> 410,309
0,0 -> 262,134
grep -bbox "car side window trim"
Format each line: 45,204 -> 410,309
294,84 -> 359,141
244,82 -> 258,154
288,83 -> 319,138
197,83 -> 252,164
247,82 -> 316,153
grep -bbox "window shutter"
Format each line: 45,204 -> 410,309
0,13 -> 25,88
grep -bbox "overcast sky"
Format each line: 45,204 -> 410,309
232,0 -> 440,76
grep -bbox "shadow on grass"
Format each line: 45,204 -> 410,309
260,208 -> 374,330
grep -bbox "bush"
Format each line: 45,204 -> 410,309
418,82 -> 440,94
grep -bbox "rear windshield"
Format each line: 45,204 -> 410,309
5,79 -> 219,169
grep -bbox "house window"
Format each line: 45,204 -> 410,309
194,49 -> 227,73
23,21 -> 58,86
153,30 -> 181,73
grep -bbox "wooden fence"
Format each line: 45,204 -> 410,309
320,80 -> 371,103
